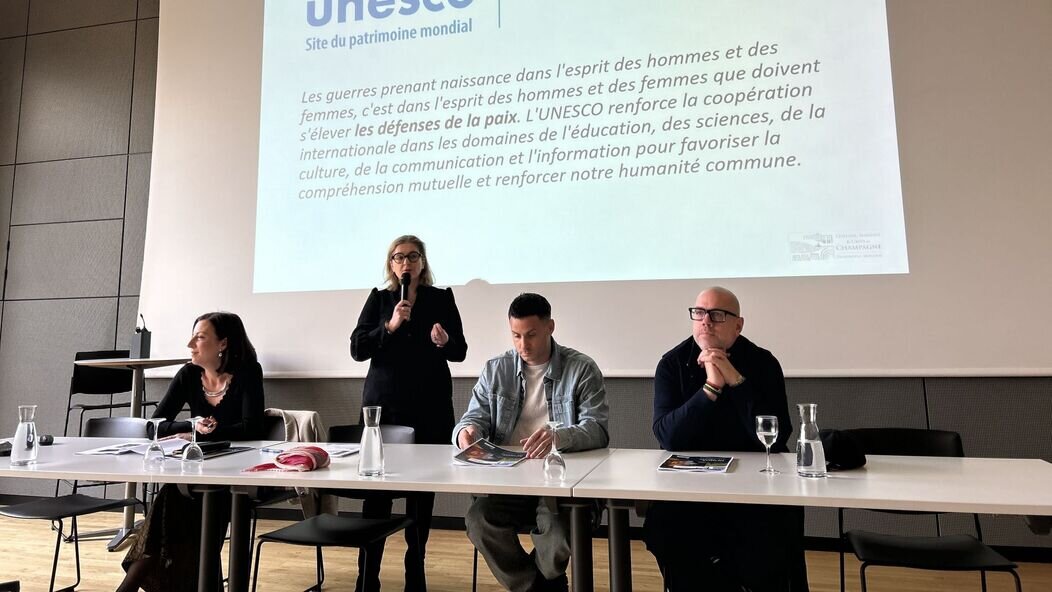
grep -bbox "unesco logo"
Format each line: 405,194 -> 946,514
307,0 -> 474,26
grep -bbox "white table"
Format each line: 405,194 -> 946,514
0,438 -> 611,592
72,357 -> 188,549
574,449 -> 1052,592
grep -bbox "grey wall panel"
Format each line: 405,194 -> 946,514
0,0 -> 28,39
27,0 -> 136,34
608,377 -> 657,449
138,0 -> 160,19
120,153 -> 150,295
785,378 -> 928,439
0,297 -> 118,496
129,18 -> 157,154
116,296 -> 139,351
11,155 -> 127,224
927,377 -> 1052,548
261,378 -> 364,426
927,377 -> 1052,460
5,220 -> 122,299
0,297 -> 121,435
17,23 -> 134,163
0,37 -> 24,165
0,166 -> 11,275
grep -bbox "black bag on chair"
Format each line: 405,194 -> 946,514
820,429 -> 867,471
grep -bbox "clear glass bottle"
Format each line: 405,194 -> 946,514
796,403 -> 827,478
358,405 -> 384,476
11,405 -> 39,466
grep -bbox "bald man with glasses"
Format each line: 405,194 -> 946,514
644,286 -> 808,592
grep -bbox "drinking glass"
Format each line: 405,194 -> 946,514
542,421 -> 566,482
181,416 -> 205,472
143,418 -> 166,472
755,415 -> 779,474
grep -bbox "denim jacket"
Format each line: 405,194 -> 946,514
452,339 -> 609,452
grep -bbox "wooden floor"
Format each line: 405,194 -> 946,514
0,513 -> 1047,591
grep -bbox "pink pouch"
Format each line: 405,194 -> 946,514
244,445 -> 331,472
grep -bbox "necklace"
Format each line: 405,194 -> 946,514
202,375 -> 230,398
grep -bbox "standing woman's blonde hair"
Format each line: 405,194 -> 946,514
384,235 -> 435,290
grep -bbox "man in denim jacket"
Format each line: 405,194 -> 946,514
453,293 -> 609,592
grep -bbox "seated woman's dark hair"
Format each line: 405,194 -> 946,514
508,293 -> 551,320
194,312 -> 257,373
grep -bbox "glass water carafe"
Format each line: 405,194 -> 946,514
358,405 -> 384,476
796,403 -> 827,478
11,405 -> 39,466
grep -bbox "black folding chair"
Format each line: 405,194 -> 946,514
0,417 -> 145,592
250,424 -> 415,591
837,428 -> 1022,592
63,350 -> 138,438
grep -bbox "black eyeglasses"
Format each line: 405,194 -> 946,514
390,252 -> 423,264
688,307 -> 738,323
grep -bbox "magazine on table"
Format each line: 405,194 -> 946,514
260,441 -> 360,458
453,439 -> 527,467
658,454 -> 735,473
77,439 -> 185,456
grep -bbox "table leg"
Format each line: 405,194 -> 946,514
567,500 -> 594,592
607,500 -> 633,592
110,367 -> 146,551
228,489 -> 253,592
198,486 -> 226,592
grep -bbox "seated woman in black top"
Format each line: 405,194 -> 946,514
351,235 -> 467,592
119,311 -> 264,592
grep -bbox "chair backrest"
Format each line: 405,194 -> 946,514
843,428 -> 964,458
84,416 -> 149,438
71,350 -> 133,395
262,414 -> 287,440
329,424 -> 415,444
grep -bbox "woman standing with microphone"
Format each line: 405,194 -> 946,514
351,235 -> 467,592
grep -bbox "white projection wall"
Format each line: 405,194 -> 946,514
254,0 -> 906,293
141,0 -> 1052,378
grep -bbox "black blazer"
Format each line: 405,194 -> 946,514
350,285 -> 467,440
152,361 -> 266,441
652,335 -> 792,453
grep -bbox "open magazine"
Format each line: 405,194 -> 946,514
658,454 -> 734,473
453,439 -> 527,467
78,439 -> 185,456
260,441 -> 360,458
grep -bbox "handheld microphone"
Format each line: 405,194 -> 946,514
400,272 -> 411,303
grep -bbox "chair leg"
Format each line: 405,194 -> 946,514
839,549 -> 846,592
68,516 -> 83,592
471,547 -> 478,592
981,570 -> 988,592
310,546 -> 325,592
251,540 -> 266,592
838,507 -> 846,592
859,563 -> 869,592
1010,568 -> 1023,592
49,520 -> 63,592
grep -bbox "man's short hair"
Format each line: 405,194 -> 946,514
508,293 -> 551,320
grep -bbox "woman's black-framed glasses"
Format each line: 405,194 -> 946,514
390,252 -> 423,264
688,307 -> 738,323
